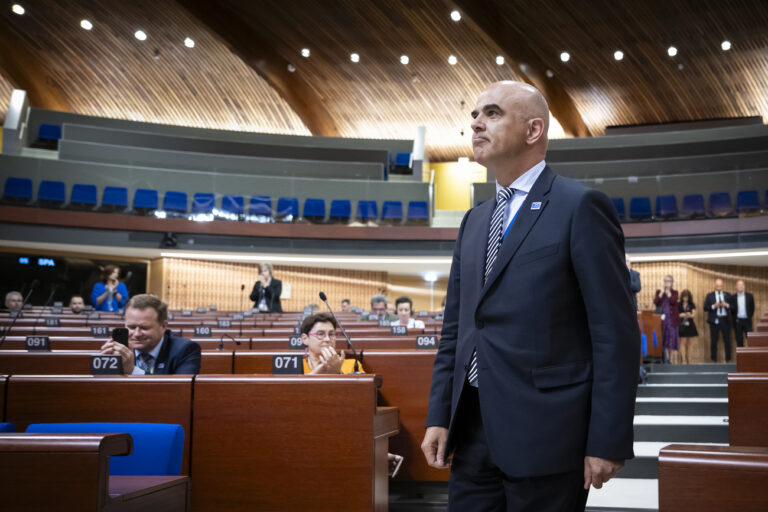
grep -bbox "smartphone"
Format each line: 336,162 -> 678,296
112,327 -> 129,346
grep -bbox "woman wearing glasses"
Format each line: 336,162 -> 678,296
300,312 -> 363,374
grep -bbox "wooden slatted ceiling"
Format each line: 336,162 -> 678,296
0,0 -> 309,135
487,0 -> 768,136
0,74 -> 14,125
223,0 -> 528,161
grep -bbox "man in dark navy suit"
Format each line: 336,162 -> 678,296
101,294 -> 201,375
421,81 -> 639,511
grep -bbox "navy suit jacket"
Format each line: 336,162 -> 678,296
426,166 -> 639,478
152,330 -> 201,375
703,291 -> 732,325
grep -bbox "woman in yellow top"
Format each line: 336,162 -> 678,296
300,312 -> 363,374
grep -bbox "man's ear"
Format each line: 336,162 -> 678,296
527,118 -> 545,145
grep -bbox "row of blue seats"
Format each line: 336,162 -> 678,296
2,177 -> 429,223
612,191 -> 767,220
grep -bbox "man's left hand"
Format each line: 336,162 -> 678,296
584,456 -> 623,490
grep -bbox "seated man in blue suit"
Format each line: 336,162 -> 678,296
422,81 -> 639,511
101,294 -> 201,375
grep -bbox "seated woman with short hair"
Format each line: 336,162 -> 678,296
300,312 -> 363,374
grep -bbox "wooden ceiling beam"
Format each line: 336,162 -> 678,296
451,0 -> 590,137
0,14 -> 70,112
178,0 -> 340,137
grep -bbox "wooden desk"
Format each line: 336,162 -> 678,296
191,375 -> 398,512
362,349 -> 446,482
0,374 -> 6,421
756,322 -> 768,333
5,375 -> 194,474
728,373 -> 768,446
200,350 -> 234,374
746,332 -> 768,347
639,310 -> 663,358
658,444 -> 768,511
0,432 -> 190,512
736,348 -> 768,372
0,350 -> 96,374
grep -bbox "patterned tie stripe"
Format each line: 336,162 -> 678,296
469,186 -> 514,387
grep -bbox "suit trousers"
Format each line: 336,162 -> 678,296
709,317 -> 731,362
733,318 -> 751,348
448,384 -> 589,512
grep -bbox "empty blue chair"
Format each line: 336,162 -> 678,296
681,194 -> 706,218
329,200 -> 351,223
102,186 -> 128,210
38,180 -> 66,205
629,197 -> 652,220
357,201 -> 378,221
303,198 -> 326,223
26,422 -> 184,476
381,201 -> 403,224
737,190 -> 760,214
221,195 -> 244,217
655,195 -> 678,219
276,197 -> 299,222
192,193 -> 215,214
611,198 -> 625,220
407,201 -> 429,224
70,184 -> 97,208
395,152 -> 411,167
0,422 -> 15,432
248,195 -> 272,218
133,189 -> 159,211
163,191 -> 188,213
709,192 -> 732,216
4,177 -> 33,203
38,124 -> 62,140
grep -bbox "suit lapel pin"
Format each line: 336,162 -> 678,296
158,363 -> 165,369
531,202 -> 542,210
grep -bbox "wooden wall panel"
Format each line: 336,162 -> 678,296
633,261 -> 768,363
160,257 -> 388,312
0,75 -> 14,126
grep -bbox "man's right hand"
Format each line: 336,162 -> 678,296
421,426 -> 450,469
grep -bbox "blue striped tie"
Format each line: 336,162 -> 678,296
468,186 -> 514,388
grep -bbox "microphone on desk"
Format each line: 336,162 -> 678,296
0,279 -> 39,346
32,283 -> 62,334
219,333 -> 240,351
319,291 -> 360,373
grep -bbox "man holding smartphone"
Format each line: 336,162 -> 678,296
100,294 -> 201,375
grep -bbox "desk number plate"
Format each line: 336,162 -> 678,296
272,354 -> 303,375
288,335 -> 304,350
194,325 -> 212,337
25,335 -> 50,351
91,325 -> 110,338
90,355 -> 124,375
416,335 -> 438,349
391,325 -> 408,336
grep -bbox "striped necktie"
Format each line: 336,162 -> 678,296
468,186 -> 514,388
137,353 -> 155,374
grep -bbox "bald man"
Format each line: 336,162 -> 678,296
5,291 -> 22,313
423,82 -> 639,510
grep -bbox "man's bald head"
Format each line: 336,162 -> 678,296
488,81 -> 550,133
471,81 -> 550,183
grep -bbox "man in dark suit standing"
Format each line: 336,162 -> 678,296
421,81 -> 639,510
729,279 -> 754,348
101,294 -> 201,374
703,279 -> 732,362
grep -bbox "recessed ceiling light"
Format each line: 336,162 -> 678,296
495,55 -> 505,65
11,4 -> 24,15
134,30 -> 147,41
560,51 -> 570,63
545,69 -> 554,78
614,50 -> 624,61
350,53 -> 360,63
667,46 -> 678,57
448,55 -> 458,65
400,55 -> 409,65
80,19 -> 93,30
301,48 -> 310,58
184,37 -> 195,48
287,64 -> 296,73
721,40 -> 731,51
450,10 -> 461,22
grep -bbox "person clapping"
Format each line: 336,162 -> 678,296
91,265 -> 129,312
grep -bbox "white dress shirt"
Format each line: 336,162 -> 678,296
713,291 -> 727,317
390,318 -> 425,329
736,293 -> 747,319
495,160 -> 547,234
132,335 -> 165,375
